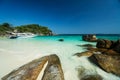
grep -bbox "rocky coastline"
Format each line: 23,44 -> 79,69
75,39 -> 120,77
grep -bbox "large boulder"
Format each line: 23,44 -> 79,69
2,56 -> 48,80
42,54 -> 64,80
2,54 -> 65,80
82,34 -> 97,42
96,39 -> 120,53
96,39 -> 114,49
93,54 -> 120,76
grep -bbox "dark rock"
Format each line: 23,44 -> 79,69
96,39 -> 113,49
81,75 -> 103,80
88,55 -> 100,67
58,39 -> 64,42
77,44 -> 94,48
113,40 -> 120,53
102,49 -> 119,55
93,54 -> 120,76
82,34 -> 97,42
96,39 -> 120,53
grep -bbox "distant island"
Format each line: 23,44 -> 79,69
0,23 -> 53,37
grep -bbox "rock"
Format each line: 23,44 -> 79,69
113,40 -> 120,53
2,54 -> 65,80
77,66 -> 102,80
96,39 -> 114,49
77,44 -> 94,48
93,54 -> 120,76
87,47 -> 119,55
102,49 -> 119,55
96,39 -> 120,53
81,75 -> 103,80
88,55 -> 100,67
74,45 -> 118,57
82,34 -> 97,42
58,39 -> 64,42
42,54 -> 64,80
2,56 -> 48,80
74,51 -> 94,57
86,47 -> 99,51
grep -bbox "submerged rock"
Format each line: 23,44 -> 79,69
58,39 -> 64,42
93,54 -> 120,76
42,54 -> 64,80
77,67 -> 102,80
81,75 -> 103,80
2,56 -> 48,80
2,54 -> 64,80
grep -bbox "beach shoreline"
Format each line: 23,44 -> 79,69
0,35 -> 120,80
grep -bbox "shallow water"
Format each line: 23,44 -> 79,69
0,35 -> 120,80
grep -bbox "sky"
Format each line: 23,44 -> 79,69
0,0 -> 120,34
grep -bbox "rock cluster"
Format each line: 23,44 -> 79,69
96,39 -> 120,53
96,39 -> 115,49
75,39 -> 120,76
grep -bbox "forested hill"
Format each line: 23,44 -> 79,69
0,23 -> 53,36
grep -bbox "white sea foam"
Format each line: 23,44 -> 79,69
0,38 -> 120,80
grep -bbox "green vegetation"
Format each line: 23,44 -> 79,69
0,23 -> 13,36
0,23 -> 53,36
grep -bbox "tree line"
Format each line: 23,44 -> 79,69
0,23 -> 53,36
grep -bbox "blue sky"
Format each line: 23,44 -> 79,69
0,0 -> 120,34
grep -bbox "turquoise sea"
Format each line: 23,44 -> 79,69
0,35 -> 120,80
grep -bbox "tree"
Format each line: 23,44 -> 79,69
2,23 -> 11,28
0,23 -> 53,36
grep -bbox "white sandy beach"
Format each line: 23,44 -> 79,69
0,37 -> 120,80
